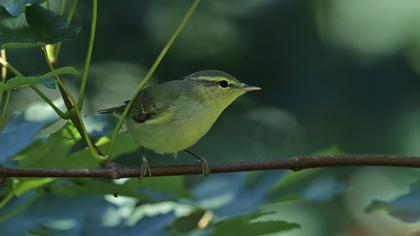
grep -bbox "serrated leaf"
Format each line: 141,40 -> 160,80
25,4 -> 80,44
0,66 -> 80,91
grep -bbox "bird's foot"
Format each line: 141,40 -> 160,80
200,158 -> 210,177
139,156 -> 152,180
184,150 -> 210,177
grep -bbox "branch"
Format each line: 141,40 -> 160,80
1,154 -> 420,178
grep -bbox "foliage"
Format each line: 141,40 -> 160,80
2,0 -> 420,235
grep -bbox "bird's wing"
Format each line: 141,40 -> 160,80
99,80 -> 185,124
128,83 -> 180,124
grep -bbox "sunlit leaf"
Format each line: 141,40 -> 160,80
13,178 -> 53,196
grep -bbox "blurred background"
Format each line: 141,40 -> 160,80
3,0 -> 420,235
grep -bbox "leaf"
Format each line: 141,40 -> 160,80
0,178 -> 52,208
0,67 -> 80,92
13,178 -> 53,196
168,209 -> 207,234
365,179 -> 420,223
0,41 -> 38,49
0,4 -> 80,48
212,212 -> 300,236
15,123 -> 98,169
0,194 -> 110,235
0,0 -> 42,16
0,7 -> 36,47
267,146 -> 347,202
0,114 -> 50,164
138,177 -> 192,199
49,179 -> 151,201
25,4 -> 80,44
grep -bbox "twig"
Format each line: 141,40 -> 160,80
1,154 -> 420,178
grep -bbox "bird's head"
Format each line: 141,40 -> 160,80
185,70 -> 261,107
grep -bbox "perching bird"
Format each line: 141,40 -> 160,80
98,70 -> 261,177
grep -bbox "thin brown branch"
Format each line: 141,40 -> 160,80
1,154 -> 420,179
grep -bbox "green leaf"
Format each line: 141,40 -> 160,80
13,178 -> 53,196
168,209 -> 207,235
138,176 -> 192,198
212,212 -> 300,236
0,178 -> 52,208
15,123 -> 98,169
0,7 -> 36,47
25,4 -> 80,44
0,66 -> 80,91
0,41 -> 39,49
0,4 -> 80,48
49,179 -> 151,201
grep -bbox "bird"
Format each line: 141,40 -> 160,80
98,70 -> 261,177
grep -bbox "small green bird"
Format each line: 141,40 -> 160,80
98,70 -> 261,177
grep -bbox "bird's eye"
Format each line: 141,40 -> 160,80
218,80 -> 229,88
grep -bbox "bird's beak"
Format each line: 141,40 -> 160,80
241,83 -> 261,92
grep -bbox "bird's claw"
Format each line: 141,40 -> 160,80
200,158 -> 210,177
139,156 -> 152,180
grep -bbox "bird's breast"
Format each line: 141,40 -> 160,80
126,100 -> 223,154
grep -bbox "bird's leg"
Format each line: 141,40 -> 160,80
184,150 -> 210,176
140,147 -> 152,179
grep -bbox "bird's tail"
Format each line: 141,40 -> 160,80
97,105 -> 126,114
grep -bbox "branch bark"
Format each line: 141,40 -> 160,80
1,154 -> 420,179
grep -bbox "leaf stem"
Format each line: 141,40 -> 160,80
76,0 -> 97,110
0,49 -> 8,129
0,56 -> 68,119
42,47 -> 105,161
0,49 -> 6,103
66,0 -> 78,25
0,91 -> 11,129
59,0 -> 67,15
106,0 -> 202,157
